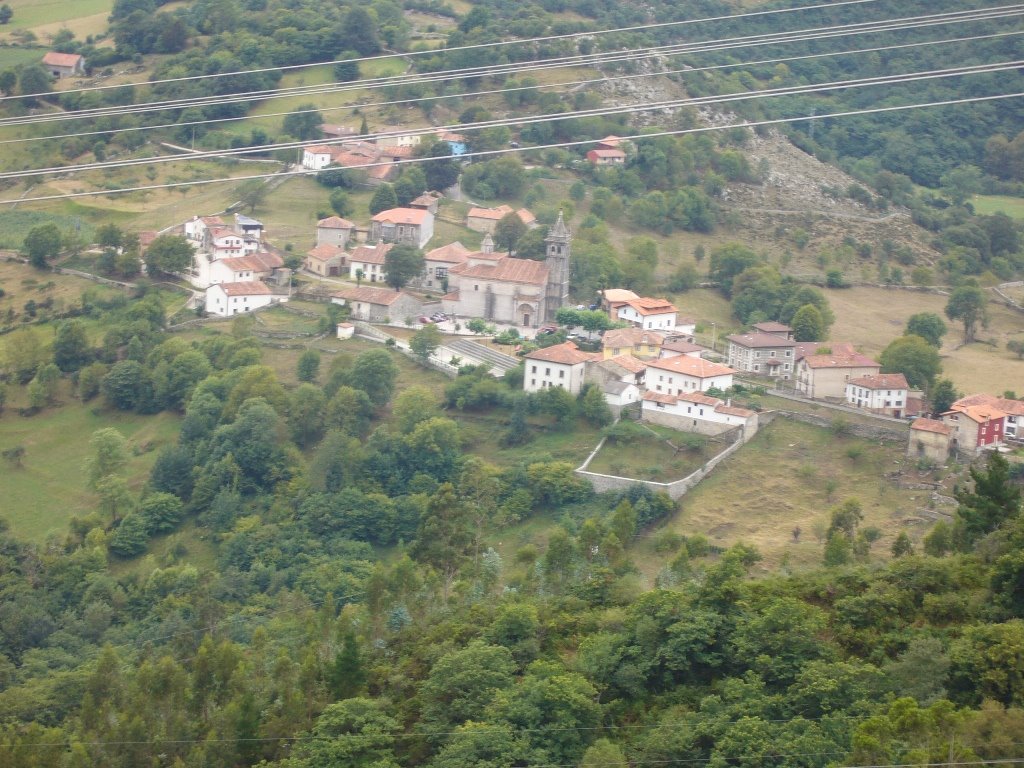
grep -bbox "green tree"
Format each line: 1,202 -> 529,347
282,104 -> 323,141
891,531 -> 914,557
1009,340 -> 1024,360
288,383 -> 327,448
930,378 -> 960,414
420,641 -> 516,730
22,223 -> 62,268
138,492 -> 184,534
330,188 -> 353,217
410,323 -> 442,363
297,349 -> 321,383
145,234 -> 194,276
0,7 -> 11,26
27,362 -> 60,409
945,285 -> 988,344
708,243 -> 759,296
17,66 -> 50,105
3,327 -> 46,384
421,141 -> 460,191
327,631 -> 366,701
494,212 -> 527,253
108,513 -> 149,557
326,386 -> 374,437
954,452 -> 1021,544
578,384 -> 612,426
0,68 -> 15,95
879,334 -> 942,391
347,349 -> 399,407
906,312 -> 947,348
392,386 -> 439,434
338,7 -> 381,55
384,244 -> 424,291
236,179 -> 267,214
334,50 -> 360,82
412,483 -> 474,599
85,427 -> 129,491
101,360 -> 149,410
369,184 -> 398,215
791,304 -> 826,342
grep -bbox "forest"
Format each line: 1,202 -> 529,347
0,0 -> 1022,765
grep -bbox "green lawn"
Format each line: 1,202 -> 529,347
0,210 -> 95,249
587,428 -> 728,482
4,0 -> 112,30
972,194 -> 1024,219
0,404 -> 181,543
455,410 -> 603,468
0,46 -> 46,68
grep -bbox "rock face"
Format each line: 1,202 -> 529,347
590,68 -> 936,264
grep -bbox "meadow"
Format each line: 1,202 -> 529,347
972,194 -> 1024,220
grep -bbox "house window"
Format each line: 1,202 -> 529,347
785,350 -> 792,357
559,370 -> 565,379
531,366 -> 537,373
545,368 -> 551,376
531,379 -> 535,386
474,284 -> 479,291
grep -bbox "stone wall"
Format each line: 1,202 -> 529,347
759,409 -> 908,442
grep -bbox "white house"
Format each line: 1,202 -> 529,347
208,227 -> 247,259
205,281 -> 283,316
42,51 -> 85,79
348,242 -> 393,283
523,342 -> 592,394
302,145 -> 336,170
845,373 -> 910,418
645,355 -> 735,394
642,390 -> 758,438
331,286 -> 423,323
617,297 -> 677,330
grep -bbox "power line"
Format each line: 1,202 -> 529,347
4,0 -> 890,102
5,4 -> 1016,129
7,60 -> 1019,182
3,26 -> 1019,149
5,89 -> 1021,205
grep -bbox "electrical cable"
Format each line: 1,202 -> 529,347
6,59 -> 1019,181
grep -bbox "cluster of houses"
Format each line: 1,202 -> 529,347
181,214 -> 291,317
521,290 -> 760,440
909,393 -> 1024,463
324,207 -> 571,328
300,125 -> 467,182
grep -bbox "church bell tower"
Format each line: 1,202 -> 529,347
544,211 -> 571,322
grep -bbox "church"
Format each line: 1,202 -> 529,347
441,212 -> 571,328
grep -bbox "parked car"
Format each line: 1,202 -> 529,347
418,316 -> 434,324
589,302 -> 600,310
431,312 -> 447,322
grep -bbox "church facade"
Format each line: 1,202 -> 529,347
441,213 -> 572,328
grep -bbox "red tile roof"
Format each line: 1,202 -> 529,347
605,354 -> 647,373
588,148 -> 626,159
601,289 -> 639,303
372,207 -> 430,225
457,256 -> 549,286
602,327 -> 664,349
955,393 -> 1024,417
622,297 -> 677,316
801,352 -> 879,370
525,342 -> 592,365
215,281 -> 271,296
350,243 -> 393,265
752,321 -> 792,334
318,216 -> 355,229
42,52 -> 83,68
848,373 -> 909,390
728,332 -> 797,349
426,241 -> 471,264
911,418 -> 951,435
333,286 -> 407,306
306,244 -> 345,262
647,355 -> 735,379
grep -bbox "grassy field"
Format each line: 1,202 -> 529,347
0,403 -> 181,543
0,210 -> 95,250
630,417 -> 945,578
825,286 -> 1024,395
2,0 -> 112,31
587,427 -> 728,482
0,46 -> 46,68
456,410 -> 603,469
972,194 -> 1024,220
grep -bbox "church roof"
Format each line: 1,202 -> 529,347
457,256 -> 549,286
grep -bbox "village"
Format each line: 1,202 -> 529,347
166,171 -> 1021,478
